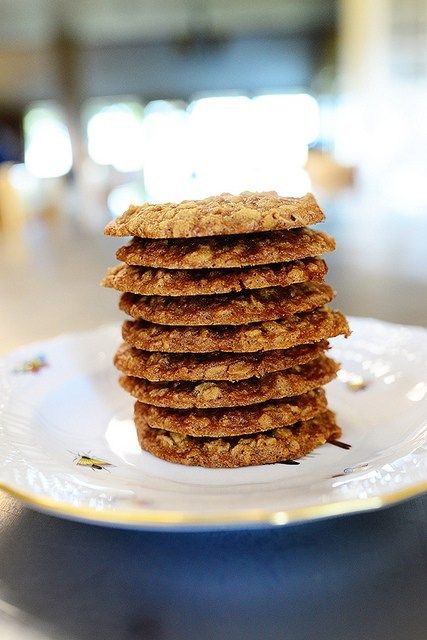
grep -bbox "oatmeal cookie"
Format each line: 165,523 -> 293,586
113,340 -> 329,382
116,228 -> 335,269
122,307 -> 350,353
102,257 -> 327,296
105,191 -> 325,239
134,387 -> 327,437
120,355 -> 339,408
136,410 -> 341,467
119,282 -> 335,326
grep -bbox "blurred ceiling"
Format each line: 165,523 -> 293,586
0,0 -> 336,48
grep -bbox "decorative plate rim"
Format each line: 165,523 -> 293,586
1,317 -> 426,530
1,477 -> 426,529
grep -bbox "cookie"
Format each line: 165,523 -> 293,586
105,191 -> 325,239
119,282 -> 335,326
134,387 -> 327,437
136,409 -> 341,468
122,307 -> 350,353
114,340 -> 329,382
120,355 -> 339,408
102,257 -> 327,297
116,228 -> 335,269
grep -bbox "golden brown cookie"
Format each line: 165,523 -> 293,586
120,355 -> 339,409
122,307 -> 350,353
134,388 -> 327,437
105,191 -> 325,239
119,282 -> 335,326
136,410 -> 341,467
102,257 -> 327,297
116,228 -> 335,269
114,340 -> 329,382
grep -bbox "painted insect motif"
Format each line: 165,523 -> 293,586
13,355 -> 48,374
70,451 -> 114,471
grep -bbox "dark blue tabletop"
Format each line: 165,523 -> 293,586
0,491 -> 425,640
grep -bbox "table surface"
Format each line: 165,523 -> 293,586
0,490 -> 426,640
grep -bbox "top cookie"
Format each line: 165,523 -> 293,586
104,192 -> 325,239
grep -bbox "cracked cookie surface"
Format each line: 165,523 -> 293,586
105,191 -> 325,238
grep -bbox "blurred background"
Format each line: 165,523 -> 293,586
0,0 -> 426,354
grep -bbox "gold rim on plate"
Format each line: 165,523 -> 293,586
1,479 -> 426,528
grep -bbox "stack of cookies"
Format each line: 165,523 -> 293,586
103,192 -> 350,468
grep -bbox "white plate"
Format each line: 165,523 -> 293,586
0,318 -> 426,530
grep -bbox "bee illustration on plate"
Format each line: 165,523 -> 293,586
13,355 -> 48,374
70,451 -> 114,471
